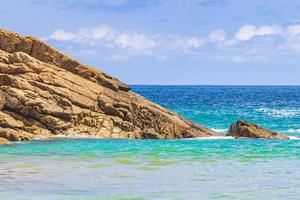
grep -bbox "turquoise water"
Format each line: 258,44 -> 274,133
1,86 -> 300,199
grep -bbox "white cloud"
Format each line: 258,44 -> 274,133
45,25 -> 205,55
235,25 -> 256,41
230,55 -> 269,64
44,23 -> 300,62
209,29 -> 226,43
231,55 -> 246,64
170,36 -> 205,51
46,29 -> 77,41
44,26 -> 116,42
45,25 -> 155,51
278,24 -> 300,53
282,36 -> 300,53
235,25 -> 282,41
256,26 -> 282,36
114,33 -> 156,50
286,25 -> 300,36
78,25 -> 116,40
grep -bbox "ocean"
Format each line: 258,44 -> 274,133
133,85 -> 300,136
0,86 -> 300,199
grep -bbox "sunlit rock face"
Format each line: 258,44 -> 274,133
0,29 -> 219,143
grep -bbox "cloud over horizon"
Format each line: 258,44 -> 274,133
43,22 -> 300,63
43,25 -> 206,59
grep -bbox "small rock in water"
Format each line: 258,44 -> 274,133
227,120 -> 289,139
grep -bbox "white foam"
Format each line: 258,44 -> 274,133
53,134 -> 102,139
192,136 -> 235,140
288,129 -> 300,134
211,128 -> 228,133
256,108 -> 298,118
288,136 -> 300,140
32,136 -> 50,141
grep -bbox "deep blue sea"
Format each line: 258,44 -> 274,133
0,86 -> 300,200
133,85 -> 300,136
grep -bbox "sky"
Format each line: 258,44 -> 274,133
1,0 -> 300,85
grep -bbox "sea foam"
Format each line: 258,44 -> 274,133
211,128 -> 228,133
288,136 -> 300,140
256,108 -> 298,118
193,136 -> 234,140
288,129 -> 300,134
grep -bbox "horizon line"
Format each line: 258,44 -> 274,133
129,84 -> 300,86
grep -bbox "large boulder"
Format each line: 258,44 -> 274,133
227,120 -> 289,139
0,28 -> 220,142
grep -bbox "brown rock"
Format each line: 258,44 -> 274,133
227,120 -> 289,139
0,28 -> 220,143
0,29 -> 130,92
0,137 -> 9,144
0,90 -> 5,110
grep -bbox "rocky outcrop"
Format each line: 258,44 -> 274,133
0,29 -> 219,143
0,29 -> 129,92
227,120 -> 289,139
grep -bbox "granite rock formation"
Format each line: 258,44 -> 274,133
227,120 -> 289,139
0,29 -> 219,144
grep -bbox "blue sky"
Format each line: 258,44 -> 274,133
2,0 -> 300,85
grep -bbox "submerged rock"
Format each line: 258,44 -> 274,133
0,29 -> 220,142
227,120 -> 289,139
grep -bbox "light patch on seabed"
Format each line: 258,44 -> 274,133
147,158 -> 177,167
114,158 -> 141,165
88,163 -> 109,169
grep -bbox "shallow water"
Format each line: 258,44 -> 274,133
1,86 -> 300,199
1,139 -> 300,199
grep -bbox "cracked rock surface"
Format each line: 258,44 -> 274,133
0,29 -> 219,144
